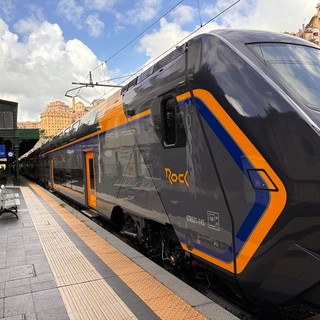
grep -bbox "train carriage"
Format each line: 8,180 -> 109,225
20,29 -> 320,307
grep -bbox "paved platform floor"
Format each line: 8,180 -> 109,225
0,179 -> 238,320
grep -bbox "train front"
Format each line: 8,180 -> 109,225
238,33 -> 320,307
193,30 -> 320,306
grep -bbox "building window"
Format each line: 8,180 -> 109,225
0,111 -> 13,129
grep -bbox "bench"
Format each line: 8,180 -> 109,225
0,185 -> 20,219
1,185 -> 19,199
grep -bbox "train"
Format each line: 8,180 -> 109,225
20,29 -> 320,308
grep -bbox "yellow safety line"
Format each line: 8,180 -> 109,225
21,186 -> 137,320
26,181 -> 208,320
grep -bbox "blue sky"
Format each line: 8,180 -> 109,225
0,0 -> 317,121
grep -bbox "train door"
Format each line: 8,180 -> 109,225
127,87 -> 236,275
162,93 -> 235,271
85,151 -> 97,209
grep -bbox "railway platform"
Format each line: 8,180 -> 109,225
0,178 -> 239,320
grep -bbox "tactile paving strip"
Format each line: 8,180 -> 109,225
27,182 -> 208,320
21,186 -> 137,320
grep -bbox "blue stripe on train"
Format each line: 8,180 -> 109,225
178,97 -> 270,262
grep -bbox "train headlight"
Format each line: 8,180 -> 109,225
247,169 -> 278,191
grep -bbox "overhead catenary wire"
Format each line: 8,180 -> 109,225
98,73 -> 136,83
67,0 -> 241,101
104,0 -> 185,64
197,0 -> 203,27
97,0 -> 241,93
99,0 -> 240,80
68,0 -> 185,99
82,0 -> 184,85
104,0 -> 241,84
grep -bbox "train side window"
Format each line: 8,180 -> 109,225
72,120 -> 80,131
162,97 -> 186,148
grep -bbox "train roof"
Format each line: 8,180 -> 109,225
22,29 -> 319,158
209,29 -> 319,48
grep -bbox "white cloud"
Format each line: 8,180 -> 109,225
113,25 -> 125,34
13,18 -> 42,36
1,0 -> 319,123
116,0 -> 161,25
0,0 -> 15,21
57,0 -> 84,26
83,0 -> 117,11
170,5 -> 195,25
26,4 -> 46,21
85,14 -> 104,37
202,0 -> 254,19
0,19 -> 106,121
57,0 -> 109,37
138,18 -> 189,59
209,0 -> 317,33
136,0 -> 318,69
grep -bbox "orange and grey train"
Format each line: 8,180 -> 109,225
21,30 -> 320,307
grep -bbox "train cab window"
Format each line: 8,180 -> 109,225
65,127 -> 70,134
249,43 -> 320,111
68,120 -> 80,141
72,120 -> 80,131
161,97 -> 186,148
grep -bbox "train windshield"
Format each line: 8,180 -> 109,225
249,43 -> 320,111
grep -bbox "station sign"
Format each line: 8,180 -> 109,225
0,145 -> 6,158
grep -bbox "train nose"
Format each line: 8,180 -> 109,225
259,242 -> 320,305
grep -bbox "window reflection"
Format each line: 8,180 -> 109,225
0,111 -> 14,129
249,43 -> 320,111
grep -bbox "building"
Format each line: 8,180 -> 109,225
17,121 -> 41,129
295,3 -> 320,45
40,99 -> 95,137
70,99 -> 92,123
40,101 -> 70,137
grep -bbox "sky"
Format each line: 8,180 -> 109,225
0,0 -> 318,122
